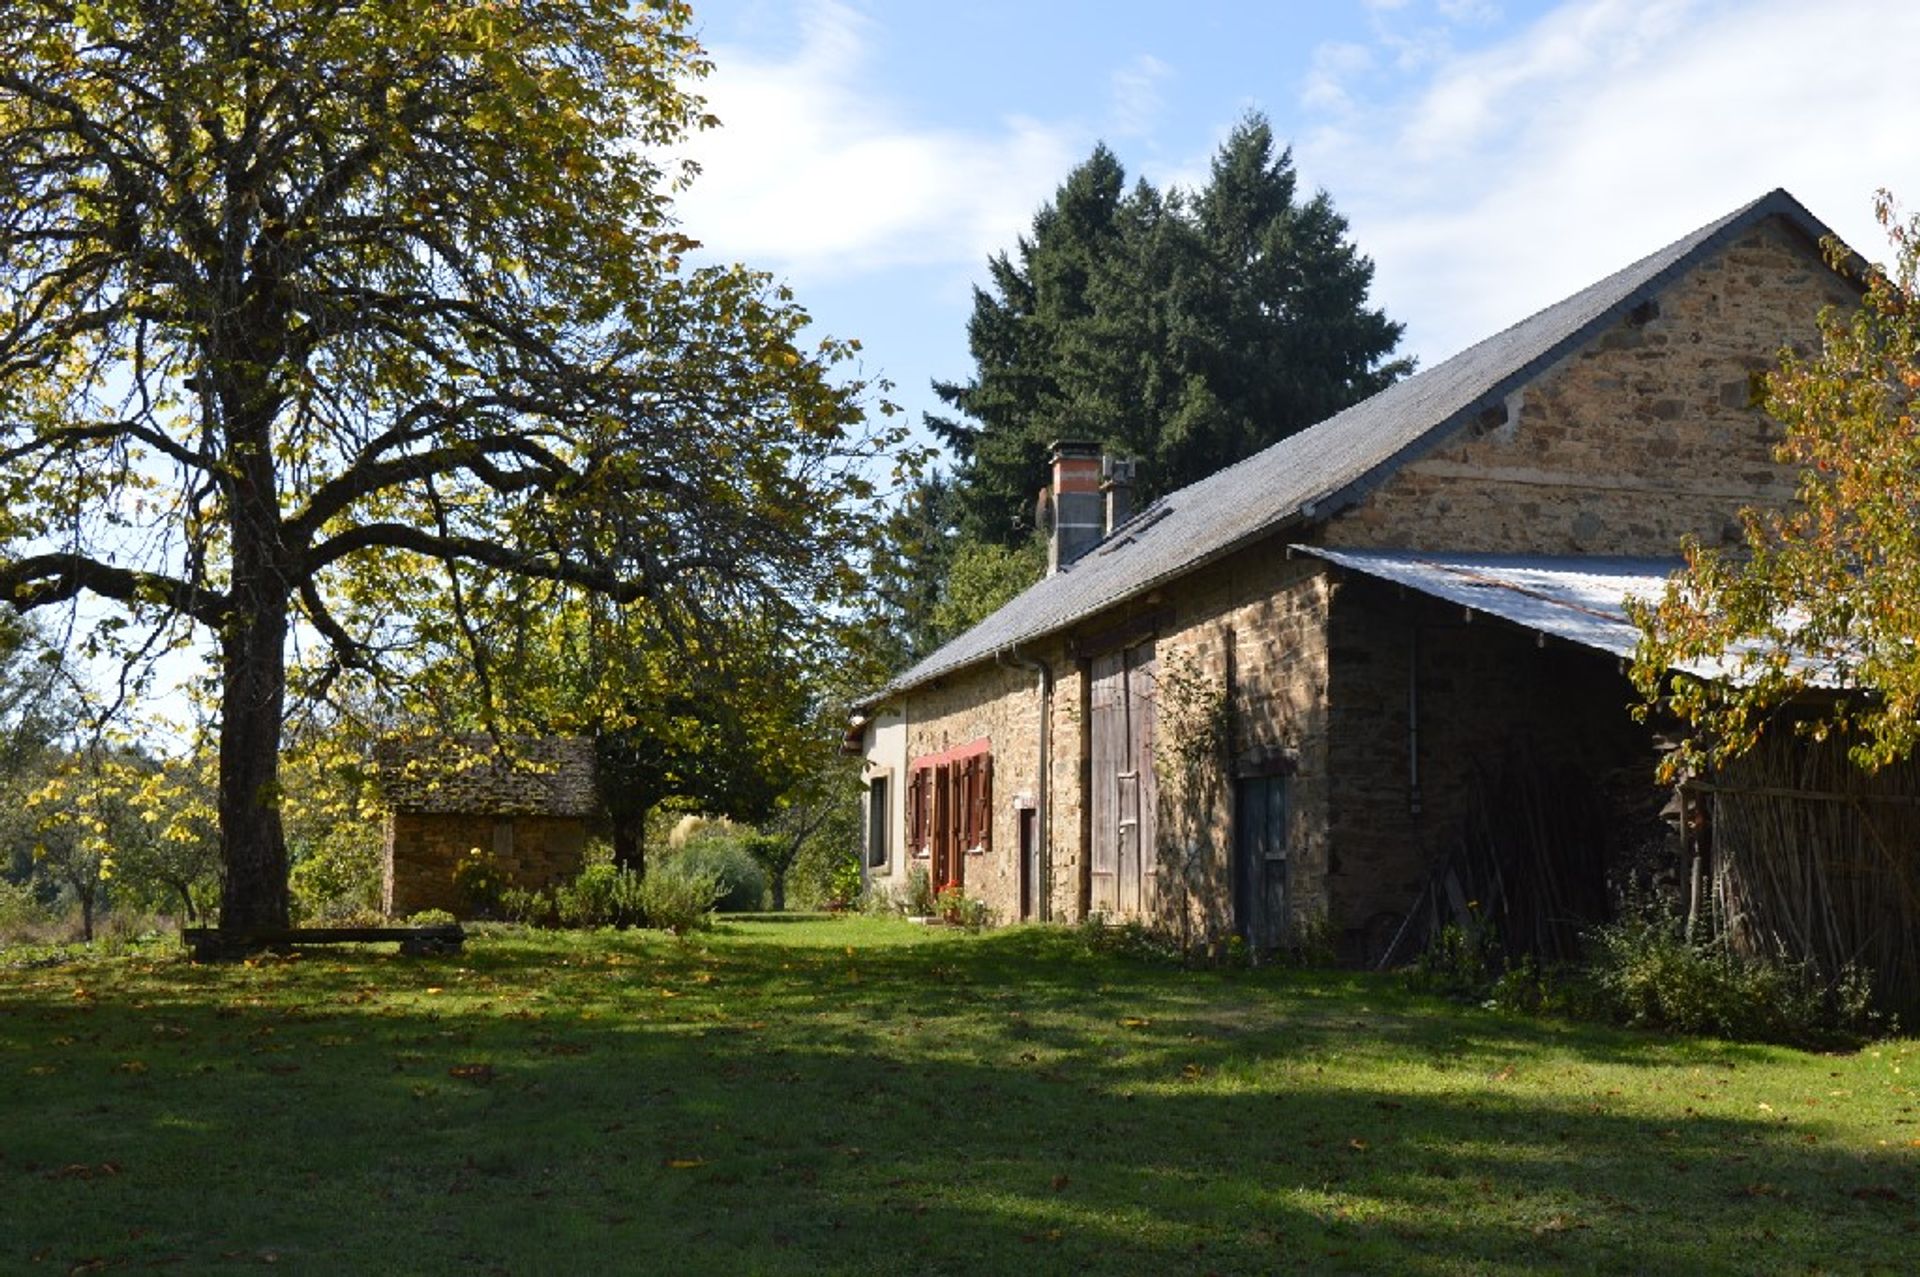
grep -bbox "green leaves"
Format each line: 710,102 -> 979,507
1633,191 -> 1920,774
0,0 -> 906,926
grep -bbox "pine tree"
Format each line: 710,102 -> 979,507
929,113 -> 1409,547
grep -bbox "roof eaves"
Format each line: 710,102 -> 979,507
865,189 -> 1850,711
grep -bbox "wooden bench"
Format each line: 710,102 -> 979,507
183,924 -> 465,962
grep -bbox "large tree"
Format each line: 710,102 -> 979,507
0,0 -> 895,932
928,114 -> 1410,546
1631,193 -> 1905,772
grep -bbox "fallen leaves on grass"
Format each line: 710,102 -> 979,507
664,1158 -> 707,1169
448,1063 -> 495,1085
45,1163 -> 120,1181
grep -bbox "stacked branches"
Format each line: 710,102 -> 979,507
1708,729 -> 1920,1020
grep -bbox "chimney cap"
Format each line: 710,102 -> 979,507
1048,439 -> 1101,460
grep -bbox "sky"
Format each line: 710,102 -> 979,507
671,0 -> 1920,457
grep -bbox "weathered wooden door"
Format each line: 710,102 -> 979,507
1091,641 -> 1157,917
1234,774 -> 1289,949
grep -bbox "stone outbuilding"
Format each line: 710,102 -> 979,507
851,188 -> 1863,961
378,736 -> 598,917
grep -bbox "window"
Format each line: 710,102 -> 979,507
866,776 -> 889,869
906,740 -> 992,892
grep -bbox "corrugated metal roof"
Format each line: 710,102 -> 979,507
1298,547 -> 1839,688
1294,547 -> 1676,660
876,188 -> 1843,701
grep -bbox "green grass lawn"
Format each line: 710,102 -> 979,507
2,918 -> 1916,1275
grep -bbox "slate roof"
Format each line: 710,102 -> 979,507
875,188 -> 1846,703
376,735 -> 599,818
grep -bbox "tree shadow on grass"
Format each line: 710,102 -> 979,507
0,926 -> 1913,1274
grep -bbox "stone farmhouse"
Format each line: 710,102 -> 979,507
850,188 -> 1862,961
378,736 -> 598,917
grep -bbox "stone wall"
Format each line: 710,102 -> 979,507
873,214 -> 1853,949
1137,549 -> 1332,943
1320,578 -> 1652,955
1322,218 -> 1856,556
384,812 -> 588,917
880,637 -> 1069,924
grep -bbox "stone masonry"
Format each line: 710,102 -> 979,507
379,736 -> 598,918
864,209 -> 1861,954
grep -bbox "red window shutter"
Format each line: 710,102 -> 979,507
961,756 -> 977,848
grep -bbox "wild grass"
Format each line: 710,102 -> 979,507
1,917 -> 1916,1274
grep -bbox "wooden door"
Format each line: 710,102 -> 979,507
1089,651 -> 1125,914
931,762 -> 960,894
1234,774 -> 1289,949
1090,641 -> 1157,918
1124,642 -> 1158,916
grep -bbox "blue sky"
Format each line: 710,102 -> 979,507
674,0 -> 1920,453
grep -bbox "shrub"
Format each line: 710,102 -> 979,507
823,857 -> 863,911
1581,912 -> 1883,1046
859,879 -> 903,916
451,847 -> 508,918
288,820 -> 383,923
0,877 -> 44,938
405,908 -> 458,927
670,838 -> 765,912
934,885 -> 991,931
903,864 -> 935,917
636,865 -> 721,935
499,886 -> 555,927
1408,919 -> 1500,998
1076,911 -> 1179,963
554,863 -> 645,928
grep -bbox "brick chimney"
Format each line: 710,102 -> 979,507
1101,455 -> 1136,535
1043,440 -> 1103,573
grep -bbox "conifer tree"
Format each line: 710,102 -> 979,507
929,114 -> 1409,548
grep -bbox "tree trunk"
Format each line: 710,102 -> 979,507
612,812 -> 646,878
216,586 -> 291,933
770,870 -> 786,912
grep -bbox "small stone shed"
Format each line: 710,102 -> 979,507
852,188 -> 1865,961
379,736 -> 598,917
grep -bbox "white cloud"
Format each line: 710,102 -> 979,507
1301,42 -> 1376,115
1298,0 -> 1920,367
1110,54 -> 1172,139
1435,0 -> 1503,23
673,0 -> 1081,283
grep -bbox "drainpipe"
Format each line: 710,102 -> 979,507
999,643 -> 1053,921
1408,622 -> 1422,818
